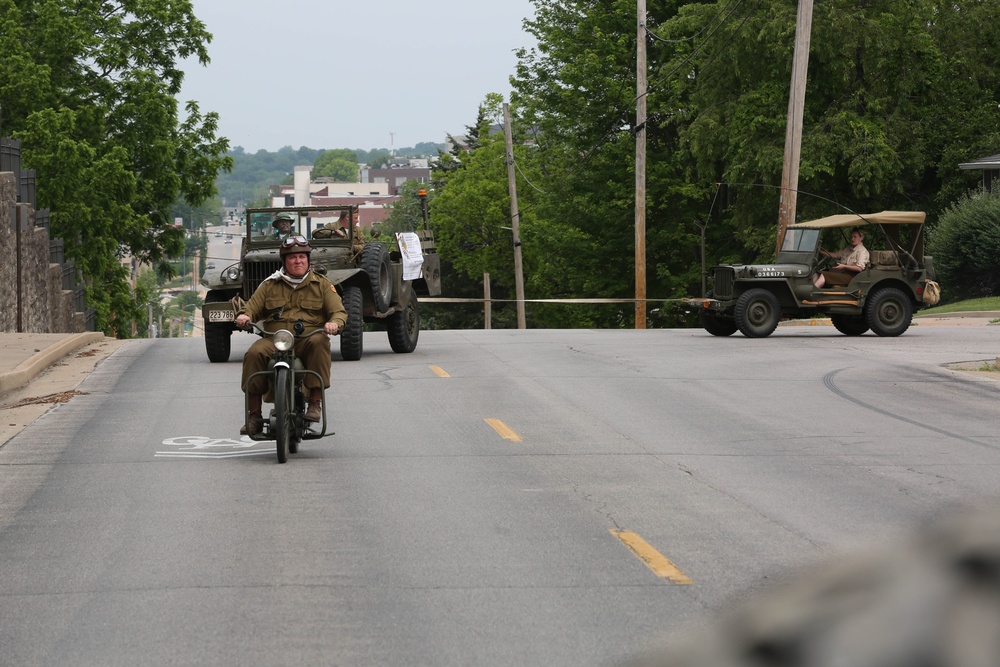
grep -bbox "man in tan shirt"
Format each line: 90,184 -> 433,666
814,227 -> 870,288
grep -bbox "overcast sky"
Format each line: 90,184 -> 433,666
178,0 -> 537,154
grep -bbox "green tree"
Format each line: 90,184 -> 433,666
382,179 -> 430,235
928,188 -> 1000,302
1,0 -> 232,335
497,0 -> 1000,328
655,0 -> 1000,257
509,0 -> 705,326
313,148 -> 358,181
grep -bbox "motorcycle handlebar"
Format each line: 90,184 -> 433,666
242,323 -> 331,339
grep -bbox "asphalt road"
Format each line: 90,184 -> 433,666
1,325 -> 999,665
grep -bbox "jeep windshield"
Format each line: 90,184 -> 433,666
246,207 -> 348,242
780,227 -> 820,252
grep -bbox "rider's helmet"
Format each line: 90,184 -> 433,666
279,236 -> 312,258
272,212 -> 295,228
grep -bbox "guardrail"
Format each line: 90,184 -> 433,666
420,296 -> 688,329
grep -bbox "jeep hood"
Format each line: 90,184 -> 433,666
716,262 -> 812,277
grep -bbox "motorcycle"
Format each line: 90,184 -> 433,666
242,321 -> 330,463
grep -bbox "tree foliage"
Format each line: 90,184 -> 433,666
424,0 -> 1000,329
652,0 -> 1000,255
507,0 -> 706,326
313,148 -> 358,181
0,0 -> 232,335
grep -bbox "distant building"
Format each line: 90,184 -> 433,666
270,169 -> 397,227
361,166 -> 430,196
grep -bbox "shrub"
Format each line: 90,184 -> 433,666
928,188 -> 1000,301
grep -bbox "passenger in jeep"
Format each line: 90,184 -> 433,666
270,212 -> 295,241
813,227 -> 870,288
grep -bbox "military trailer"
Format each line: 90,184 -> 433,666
692,210 -> 939,338
200,204 -> 441,361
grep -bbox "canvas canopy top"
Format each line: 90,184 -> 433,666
791,210 -> 926,229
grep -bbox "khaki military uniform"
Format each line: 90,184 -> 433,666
821,243 -> 870,287
237,271 -> 348,394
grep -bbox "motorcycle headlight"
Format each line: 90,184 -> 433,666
273,329 -> 294,351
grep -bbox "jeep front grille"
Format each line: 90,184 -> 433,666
711,268 -> 735,300
244,260 -> 282,295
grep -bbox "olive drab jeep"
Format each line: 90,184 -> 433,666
200,204 -> 441,361
692,211 -> 939,338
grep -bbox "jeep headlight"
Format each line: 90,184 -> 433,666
273,329 -> 294,351
226,266 -> 240,281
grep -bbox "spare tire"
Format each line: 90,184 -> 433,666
361,242 -> 392,312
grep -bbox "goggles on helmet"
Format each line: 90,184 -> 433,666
281,235 -> 309,248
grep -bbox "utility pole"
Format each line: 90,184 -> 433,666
775,0 -> 814,254
635,0 -> 648,329
503,102 -> 527,330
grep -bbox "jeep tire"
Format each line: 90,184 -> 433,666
734,288 -> 781,338
205,322 -> 232,362
360,242 -> 392,312
203,290 -> 235,362
340,284 -> 364,360
865,287 -> 913,337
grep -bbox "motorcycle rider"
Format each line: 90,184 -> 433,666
235,237 -> 348,435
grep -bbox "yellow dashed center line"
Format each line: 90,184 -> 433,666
429,365 -> 450,378
485,418 -> 522,442
610,529 -> 693,584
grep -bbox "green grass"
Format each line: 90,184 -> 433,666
920,297 -> 1000,315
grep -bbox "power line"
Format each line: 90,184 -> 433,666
643,0 -> 758,101
646,0 -> 746,45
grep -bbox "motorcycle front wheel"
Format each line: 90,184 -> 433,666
274,367 -> 291,463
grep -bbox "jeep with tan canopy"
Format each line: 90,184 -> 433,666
692,210 -> 939,338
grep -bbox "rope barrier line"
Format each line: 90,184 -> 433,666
420,297 -> 695,304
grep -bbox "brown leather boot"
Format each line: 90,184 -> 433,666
240,393 -> 264,435
304,389 -> 322,423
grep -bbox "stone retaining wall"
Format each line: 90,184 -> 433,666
0,170 -> 87,333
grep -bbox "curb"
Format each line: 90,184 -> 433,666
0,331 -> 108,396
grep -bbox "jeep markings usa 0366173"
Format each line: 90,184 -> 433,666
200,204 -> 441,361
691,211 -> 940,338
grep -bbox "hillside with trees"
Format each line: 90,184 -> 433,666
215,143 -> 444,207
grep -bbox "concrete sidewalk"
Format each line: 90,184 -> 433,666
0,332 -> 111,396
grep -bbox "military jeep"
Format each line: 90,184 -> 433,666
693,210 -> 938,338
200,204 -> 441,361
